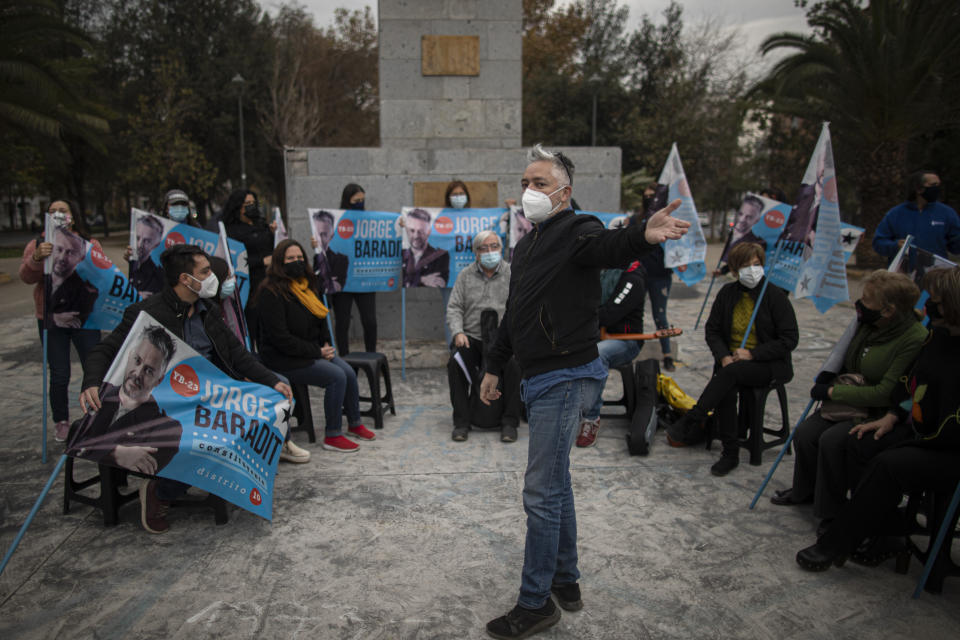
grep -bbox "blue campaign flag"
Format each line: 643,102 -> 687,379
400,207 -> 506,288
130,209 -> 251,307
658,144 -> 707,286
65,311 -> 290,520
767,123 -> 853,313
722,194 -> 791,264
308,208 -> 403,294
43,216 -> 141,331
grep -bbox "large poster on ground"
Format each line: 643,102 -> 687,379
129,209 -> 250,307
65,311 -> 289,520
658,143 -> 707,286
307,208 -> 402,294
400,207 -> 506,288
43,214 -> 141,331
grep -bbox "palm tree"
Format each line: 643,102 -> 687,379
752,0 -> 960,267
0,0 -> 109,144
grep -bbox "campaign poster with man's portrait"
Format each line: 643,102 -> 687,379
313,208 -> 401,294
66,311 -> 290,520
401,207 -> 506,288
43,215 -> 141,331
129,209 -> 251,307
721,193 -> 792,263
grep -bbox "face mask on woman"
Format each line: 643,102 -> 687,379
738,265 -> 764,289
521,186 -> 567,224
244,203 -> 262,221
169,204 -> 189,222
283,260 -> 306,279
349,200 -> 365,211
450,194 -> 468,209
855,299 -> 884,324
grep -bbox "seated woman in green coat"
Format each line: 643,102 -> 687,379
771,270 -> 927,524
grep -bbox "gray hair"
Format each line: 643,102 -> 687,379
141,325 -> 176,375
472,229 -> 501,253
528,143 -> 574,185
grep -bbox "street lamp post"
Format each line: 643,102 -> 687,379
232,73 -> 247,188
588,72 -> 600,147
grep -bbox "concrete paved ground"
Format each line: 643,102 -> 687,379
1,241 -> 957,639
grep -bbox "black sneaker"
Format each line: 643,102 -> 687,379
663,356 -> 676,372
452,425 -> 469,441
486,601 -> 560,639
550,582 -> 583,611
500,424 -> 518,443
710,455 -> 739,476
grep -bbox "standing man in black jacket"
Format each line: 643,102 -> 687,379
79,244 -> 294,534
480,144 -> 688,639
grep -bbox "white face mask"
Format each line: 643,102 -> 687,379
521,185 -> 567,224
450,194 -> 468,209
738,265 -> 764,289
186,272 -> 219,298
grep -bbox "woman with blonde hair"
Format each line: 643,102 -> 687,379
772,270 -> 927,522
797,267 -> 960,585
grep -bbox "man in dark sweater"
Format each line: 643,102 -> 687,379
480,144 -> 688,639
79,244 -> 292,534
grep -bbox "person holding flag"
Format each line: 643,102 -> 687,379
795,267 -> 960,584
20,200 -> 102,442
78,244 -> 295,534
665,243 -> 799,476
770,271 -> 926,517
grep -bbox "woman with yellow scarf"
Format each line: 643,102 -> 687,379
255,239 -> 375,452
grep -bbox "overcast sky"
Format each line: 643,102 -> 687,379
267,0 -> 810,63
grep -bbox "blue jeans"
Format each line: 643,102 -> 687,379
37,320 -> 100,422
280,357 -> 361,437
583,339 -> 641,420
518,376 -> 603,609
646,274 -> 672,355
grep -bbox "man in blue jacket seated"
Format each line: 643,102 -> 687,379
575,260 -> 647,448
872,170 -> 960,262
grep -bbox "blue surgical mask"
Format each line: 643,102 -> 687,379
169,204 -> 189,222
479,251 -> 501,269
220,276 -> 237,299
349,200 -> 365,211
450,194 -> 468,209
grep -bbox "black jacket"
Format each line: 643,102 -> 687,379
598,261 -> 646,334
225,221 -> 274,294
487,208 -> 656,378
256,286 -> 332,371
82,287 -> 279,390
704,279 -> 799,383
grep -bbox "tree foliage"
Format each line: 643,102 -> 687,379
521,1 -> 751,221
753,0 -> 960,266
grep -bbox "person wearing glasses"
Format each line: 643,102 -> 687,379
445,230 -> 520,443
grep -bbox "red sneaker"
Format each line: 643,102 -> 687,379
139,480 -> 171,534
347,424 -> 376,440
322,435 -> 359,452
575,419 -> 600,448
